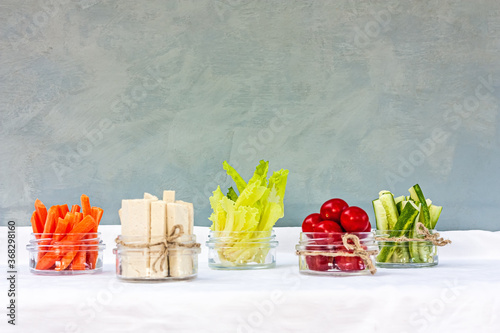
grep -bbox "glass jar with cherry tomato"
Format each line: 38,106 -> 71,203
295,230 -> 377,276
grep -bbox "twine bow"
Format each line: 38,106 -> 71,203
374,222 -> 452,246
296,233 -> 379,274
115,224 -> 201,273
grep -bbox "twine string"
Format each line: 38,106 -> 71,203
374,222 -> 452,246
115,224 -> 201,273
296,233 -> 379,275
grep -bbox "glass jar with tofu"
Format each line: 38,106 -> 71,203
114,191 -> 201,281
206,230 -> 278,269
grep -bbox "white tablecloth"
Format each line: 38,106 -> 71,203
1,226 -> 500,333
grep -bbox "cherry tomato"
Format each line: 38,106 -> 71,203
313,220 -> 343,234
320,198 -> 349,222
361,222 -> 372,232
335,246 -> 366,271
306,254 -> 332,271
340,206 -> 370,232
313,220 -> 343,244
302,213 -> 322,233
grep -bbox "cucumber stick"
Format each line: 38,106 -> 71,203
408,184 -> 431,228
394,195 -> 405,214
429,205 -> 442,229
379,192 -> 399,230
377,201 -> 420,263
373,199 -> 389,231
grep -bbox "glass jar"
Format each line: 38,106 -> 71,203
296,231 -> 377,276
206,230 -> 278,270
26,233 -> 105,275
114,234 -> 201,281
375,229 -> 438,268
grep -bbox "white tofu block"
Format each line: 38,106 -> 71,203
121,199 -> 151,278
121,199 -> 151,240
163,190 -> 175,203
175,200 -> 194,234
151,200 -> 168,237
168,254 -> 194,279
144,192 -> 158,200
166,203 -> 192,277
150,201 -> 168,277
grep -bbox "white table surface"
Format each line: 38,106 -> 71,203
1,226 -> 500,333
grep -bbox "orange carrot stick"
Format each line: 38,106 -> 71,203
75,212 -> 83,224
56,249 -> 78,271
42,206 -> 58,235
58,204 -> 69,219
52,217 -> 69,242
34,199 -> 47,229
91,207 -> 104,225
71,205 -> 81,213
88,207 -> 104,268
30,211 -> 43,236
38,206 -> 59,260
36,216 -> 97,270
81,194 -> 91,217
31,212 -> 43,241
71,251 -> 87,270
65,213 -> 76,233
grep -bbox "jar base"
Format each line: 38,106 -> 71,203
376,262 -> 438,268
299,269 -> 371,276
29,267 -> 104,275
208,262 -> 276,270
116,274 -> 197,282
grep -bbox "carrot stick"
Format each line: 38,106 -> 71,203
71,205 -> 81,213
42,206 -> 58,235
30,211 -> 43,237
53,217 -> 69,242
65,213 -> 76,233
71,251 -> 87,270
58,204 -> 69,219
81,194 -> 91,217
88,207 -> 104,268
56,249 -> 78,271
68,215 -> 96,236
38,206 -> 59,261
36,216 -> 97,270
75,212 -> 83,225
34,199 -> 47,229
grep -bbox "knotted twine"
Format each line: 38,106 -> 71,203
115,224 -> 201,273
296,233 -> 379,274
374,222 -> 452,246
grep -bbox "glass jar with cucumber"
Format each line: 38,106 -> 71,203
373,184 -> 443,268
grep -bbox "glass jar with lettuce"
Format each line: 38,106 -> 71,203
206,160 -> 288,269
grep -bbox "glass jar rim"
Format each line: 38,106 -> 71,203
30,232 -> 101,238
116,234 -> 198,242
375,229 -> 437,234
209,230 -> 275,235
26,242 -> 106,251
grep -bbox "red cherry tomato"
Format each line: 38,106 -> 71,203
306,254 -> 332,271
302,213 -> 322,232
313,220 -> 343,234
340,206 -> 370,232
335,246 -> 366,271
313,220 -> 343,245
361,222 -> 372,232
320,198 -> 349,222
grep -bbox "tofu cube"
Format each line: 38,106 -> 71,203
166,203 -> 193,277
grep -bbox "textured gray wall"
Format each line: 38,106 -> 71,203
1,0 -> 499,230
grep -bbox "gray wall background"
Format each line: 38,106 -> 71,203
1,0 -> 499,230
